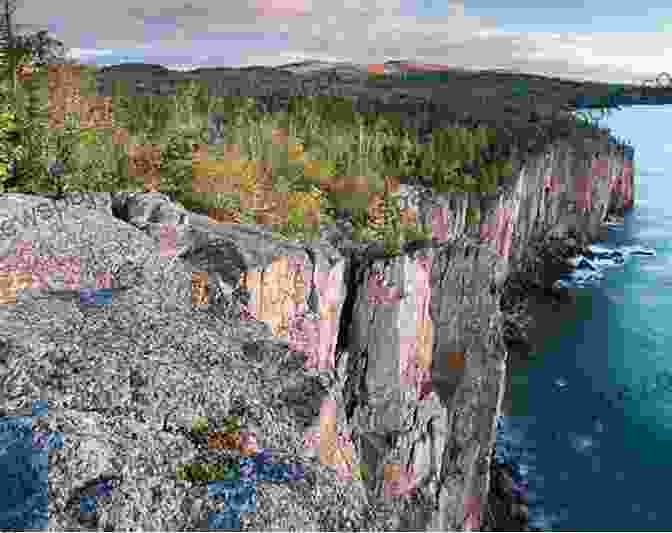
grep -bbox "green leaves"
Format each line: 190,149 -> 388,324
510,79 -> 529,97
465,206 -> 481,225
176,461 -> 240,482
479,161 -> 499,193
401,220 -> 432,243
78,126 -> 99,147
191,416 -> 208,433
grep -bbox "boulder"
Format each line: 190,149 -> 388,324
206,111 -> 229,145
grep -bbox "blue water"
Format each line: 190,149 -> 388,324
497,171 -> 671,531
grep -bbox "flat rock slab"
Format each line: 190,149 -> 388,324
0,192 -> 369,531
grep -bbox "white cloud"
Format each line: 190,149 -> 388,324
66,49 -> 115,60
9,0 -> 671,83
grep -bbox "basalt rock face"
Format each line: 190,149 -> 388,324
0,131 -> 634,529
303,133 -> 633,530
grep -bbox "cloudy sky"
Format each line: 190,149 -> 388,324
11,0 -> 672,85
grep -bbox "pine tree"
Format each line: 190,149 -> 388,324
12,49 -> 51,188
464,128 -> 477,164
0,0 -> 43,188
474,125 -> 490,151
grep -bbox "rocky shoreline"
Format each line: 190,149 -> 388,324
483,216 -> 622,531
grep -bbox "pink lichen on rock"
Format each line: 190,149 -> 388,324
414,255 -> 433,399
95,271 -> 112,289
398,254 -> 433,399
309,398 -> 356,478
0,239 -> 80,289
480,207 -> 513,257
239,302 -> 255,320
621,160 -> 633,206
543,173 -> 561,193
591,158 -> 609,178
383,463 -> 417,497
608,173 -> 619,192
159,223 -> 177,256
400,333 -> 417,385
431,205 -> 450,241
463,494 -> 482,531
313,267 -> 341,369
290,263 -> 341,371
415,366 -> 432,400
303,430 -> 352,449
497,211 -> 514,258
367,270 -> 402,305
575,174 -> 592,210
480,220 -> 496,241
288,314 -> 323,367
493,207 -> 513,258
239,431 -> 258,456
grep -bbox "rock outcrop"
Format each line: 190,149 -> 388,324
0,105 -> 634,530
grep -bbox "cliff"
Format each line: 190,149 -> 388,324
295,128 -> 635,530
0,64 -> 635,530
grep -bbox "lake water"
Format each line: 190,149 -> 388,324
496,170 -> 671,531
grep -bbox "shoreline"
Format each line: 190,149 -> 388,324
484,227 -> 603,531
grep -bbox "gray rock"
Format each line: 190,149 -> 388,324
48,158 -> 67,179
0,191 -> 368,531
0,105 -> 635,531
206,111 -> 228,145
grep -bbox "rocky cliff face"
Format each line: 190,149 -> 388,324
0,126 -> 634,529
137,127 -> 634,529
294,128 -> 635,530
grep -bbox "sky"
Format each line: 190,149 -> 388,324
11,0 -> 671,179
9,0 -> 672,85
600,106 -> 672,181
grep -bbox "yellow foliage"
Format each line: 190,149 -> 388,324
192,157 -> 258,194
302,158 -> 323,178
287,188 -> 322,229
239,160 -> 258,193
287,189 -> 321,213
287,142 -> 304,162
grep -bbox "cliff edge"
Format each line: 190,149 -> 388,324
0,72 -> 635,530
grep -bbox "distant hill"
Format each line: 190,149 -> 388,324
95,63 -> 172,75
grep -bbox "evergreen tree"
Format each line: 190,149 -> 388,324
0,1 -> 72,190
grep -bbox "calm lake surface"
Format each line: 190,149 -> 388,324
496,170 -> 671,531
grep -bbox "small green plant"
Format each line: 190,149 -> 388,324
0,103 -> 24,189
401,220 -> 433,243
350,186 -> 404,257
176,461 -> 239,483
191,415 -> 209,433
222,414 -> 241,433
431,159 -> 463,193
158,126 -> 202,197
465,206 -> 481,225
477,161 -> 498,194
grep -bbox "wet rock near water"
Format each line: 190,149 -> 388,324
483,460 -> 541,532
